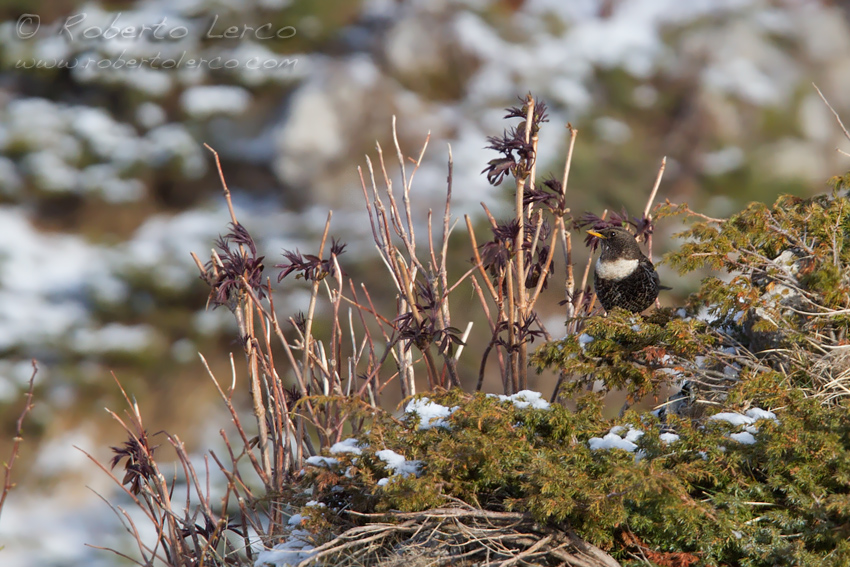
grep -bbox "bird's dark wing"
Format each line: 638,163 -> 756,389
643,257 -> 672,291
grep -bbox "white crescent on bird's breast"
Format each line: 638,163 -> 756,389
596,258 -> 639,281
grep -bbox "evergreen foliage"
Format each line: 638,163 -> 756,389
296,392 -> 850,566
286,185 -> 850,566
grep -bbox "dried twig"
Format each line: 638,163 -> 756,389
813,82 -> 850,155
0,360 -> 37,522
292,504 -> 621,567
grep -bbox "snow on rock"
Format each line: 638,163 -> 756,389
489,390 -> 551,410
136,102 -> 167,129
146,123 -> 207,178
702,146 -> 744,175
119,206 -> 232,290
0,156 -> 22,195
272,68 -> 345,190
223,42 -> 307,86
405,397 -> 458,430
385,17 -> 444,75
22,150 -> 80,192
4,98 -> 74,153
181,85 -> 252,118
80,164 -> 146,203
33,427 -> 98,476
71,323 -> 156,354
71,106 -> 143,165
0,207 -> 121,350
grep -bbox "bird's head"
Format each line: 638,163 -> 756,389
586,227 -> 643,260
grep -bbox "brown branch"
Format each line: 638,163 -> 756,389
199,353 -> 271,486
644,156 -> 667,266
643,156 -> 667,222
0,360 -> 37,522
203,143 -> 238,226
572,209 -> 607,326
813,82 -> 850,147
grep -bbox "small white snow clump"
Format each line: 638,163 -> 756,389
405,397 -> 458,430
329,438 -> 363,455
304,455 -> 338,468
730,431 -> 757,445
710,408 -> 777,444
710,412 -> 755,426
489,390 -> 551,410
588,426 -> 644,453
375,449 -> 422,486
659,432 -> 680,444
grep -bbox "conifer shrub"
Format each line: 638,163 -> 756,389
91,98 -> 850,567
283,180 -> 850,566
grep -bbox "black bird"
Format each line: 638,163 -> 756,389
587,227 -> 666,313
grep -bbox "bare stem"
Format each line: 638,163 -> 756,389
573,209 -> 607,329
0,360 -> 37,522
813,83 -> 850,146
644,156 -> 667,262
203,144 -> 238,226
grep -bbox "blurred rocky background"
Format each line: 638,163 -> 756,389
1,0 -> 850,564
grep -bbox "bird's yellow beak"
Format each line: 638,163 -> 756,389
586,229 -> 605,239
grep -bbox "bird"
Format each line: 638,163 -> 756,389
587,227 -> 667,313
